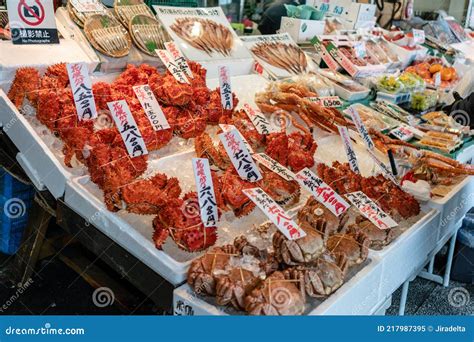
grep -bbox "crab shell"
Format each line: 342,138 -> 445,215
273,222 -> 328,266
259,168 -> 301,208
195,132 -> 231,171
216,267 -> 260,310
349,217 -> 402,250
7,67 -> 41,108
187,245 -> 237,296
326,232 -> 369,267
297,197 -> 347,235
149,73 -> 193,107
244,271 -> 305,315
220,169 -> 256,217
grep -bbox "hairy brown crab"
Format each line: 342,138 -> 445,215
326,232 -> 369,267
297,197 -> 348,235
348,216 -> 402,250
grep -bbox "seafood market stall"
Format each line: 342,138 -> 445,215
0,1 -> 473,315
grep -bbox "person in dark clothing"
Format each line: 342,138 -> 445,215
258,0 -> 303,35
444,92 -> 474,129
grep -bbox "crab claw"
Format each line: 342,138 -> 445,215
152,218 -> 169,250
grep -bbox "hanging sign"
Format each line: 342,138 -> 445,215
192,158 -> 219,227
66,63 -> 98,121
7,0 -> 59,44
242,188 -> 306,241
133,85 -> 170,131
243,103 -> 279,135
164,41 -> 193,79
347,106 -> 375,150
156,49 -> 190,84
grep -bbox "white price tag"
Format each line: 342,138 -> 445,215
345,191 -> 398,230
70,0 -> 103,12
347,106 -> 375,150
66,63 -> 98,121
108,100 -> 149,158
243,103 -> 279,135
218,66 -> 233,110
219,124 -> 254,154
218,128 -> 262,182
242,188 -> 306,240
133,85 -> 170,131
353,42 -> 367,59
390,124 -> 415,142
192,158 -> 219,227
156,49 -> 190,84
164,42 -> 193,79
253,153 -> 296,181
412,29 -> 425,44
366,148 -> 399,186
308,96 -> 343,108
295,168 -> 350,217
337,125 -> 360,174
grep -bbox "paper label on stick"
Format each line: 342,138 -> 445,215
218,66 -> 233,110
295,168 -> 350,217
108,100 -> 149,158
242,188 -> 306,241
412,29 -> 425,44
345,191 -> 398,230
192,158 -> 218,227
347,106 -> 375,150
308,96 -> 343,108
156,49 -> 190,84
218,128 -> 262,182
253,153 -> 296,181
66,63 -> 98,121
164,42 -> 193,79
337,125 -> 360,174
243,103 -> 278,135
133,85 -> 170,131
366,148 -> 399,186
70,0 -> 103,12
219,124 -> 254,154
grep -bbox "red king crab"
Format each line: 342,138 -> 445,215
219,109 -> 266,151
259,167 -> 301,208
7,67 -> 40,108
283,252 -> 348,298
194,132 -> 231,170
152,192 -> 218,252
206,88 -> 239,124
326,232 -> 369,267
244,271 -> 305,315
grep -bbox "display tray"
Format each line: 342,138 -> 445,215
172,257 -> 383,316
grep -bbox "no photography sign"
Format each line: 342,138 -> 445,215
7,0 -> 59,44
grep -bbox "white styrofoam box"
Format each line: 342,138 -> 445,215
174,258 -> 382,316
370,296 -> 392,316
353,19 -> 377,30
200,59 -> 254,79
373,209 -> 441,299
0,91 -> 75,198
280,17 -> 326,44
428,177 -> 474,242
16,153 -> 46,191
388,42 -> 429,69
342,3 -> 376,25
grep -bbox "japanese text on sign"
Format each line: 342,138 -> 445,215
307,96 -> 343,108
133,85 -> 170,131
243,103 -> 278,135
156,49 -> 190,84
390,124 -> 415,142
311,36 -> 339,71
218,66 -> 233,110
347,106 -> 375,150
164,42 -> 193,79
192,158 -> 219,227
156,7 -> 220,16
66,63 -> 98,121
108,100 -> 149,158
218,128 -> 262,182
219,124 -> 254,154
412,29 -> 425,44
337,125 -> 360,174
327,43 -> 358,77
345,191 -> 398,230
242,188 -> 306,240
295,168 -> 350,217
252,153 -> 296,181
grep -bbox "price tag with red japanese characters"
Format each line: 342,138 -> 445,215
390,124 -> 415,142
133,85 -> 170,131
192,158 -> 218,227
156,49 -> 190,84
311,36 -> 340,71
219,128 -> 262,182
164,42 -> 193,79
243,103 -> 279,135
295,168 -> 350,217
66,63 -> 98,121
345,191 -> 398,230
252,153 -> 296,181
337,125 -> 360,174
308,96 -> 343,108
219,124 -> 254,154
366,148 -> 399,186
242,188 -> 306,241
108,100 -> 149,158
347,106 -> 375,150
218,66 -> 233,110
412,29 -> 425,44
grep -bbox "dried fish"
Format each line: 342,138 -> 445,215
251,42 -> 308,74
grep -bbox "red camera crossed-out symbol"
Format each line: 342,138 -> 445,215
18,0 -> 45,26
